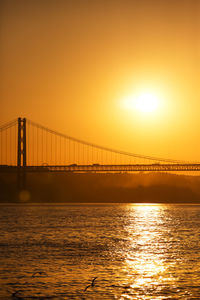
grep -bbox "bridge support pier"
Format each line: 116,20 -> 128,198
17,117 -> 27,190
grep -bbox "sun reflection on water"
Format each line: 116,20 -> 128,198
124,204 -> 174,295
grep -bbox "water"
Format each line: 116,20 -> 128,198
0,204 -> 200,299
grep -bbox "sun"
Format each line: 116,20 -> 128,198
136,92 -> 159,113
122,91 -> 160,115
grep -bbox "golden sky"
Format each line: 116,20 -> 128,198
1,0 -> 200,161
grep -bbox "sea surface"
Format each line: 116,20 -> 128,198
0,203 -> 200,299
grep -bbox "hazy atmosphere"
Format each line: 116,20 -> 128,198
1,1 -> 200,299
1,0 -> 200,161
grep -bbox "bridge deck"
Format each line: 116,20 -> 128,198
1,164 -> 200,172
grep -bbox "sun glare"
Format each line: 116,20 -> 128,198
136,92 -> 158,113
122,91 -> 160,115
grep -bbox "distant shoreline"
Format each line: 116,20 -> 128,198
1,172 -> 200,203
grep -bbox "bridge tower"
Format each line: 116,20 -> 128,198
17,117 -> 26,167
17,117 -> 27,189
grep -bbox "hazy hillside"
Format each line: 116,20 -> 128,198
1,172 -> 200,203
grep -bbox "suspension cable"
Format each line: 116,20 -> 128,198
26,118 -> 190,164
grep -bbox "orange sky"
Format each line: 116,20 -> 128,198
1,0 -> 200,161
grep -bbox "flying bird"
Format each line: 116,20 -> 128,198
84,277 -> 98,292
32,271 -> 46,277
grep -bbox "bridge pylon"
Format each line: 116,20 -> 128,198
17,117 -> 26,167
17,117 -> 27,190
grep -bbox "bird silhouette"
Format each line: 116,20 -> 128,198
32,271 -> 46,277
84,277 -> 98,292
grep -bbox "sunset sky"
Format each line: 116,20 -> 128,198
1,0 -> 200,161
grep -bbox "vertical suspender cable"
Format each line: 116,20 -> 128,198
78,142 -> 80,164
1,131 -> 3,165
32,124 -> 34,166
60,136 -> 61,165
68,139 -> 70,165
64,138 -> 66,165
26,121 -> 28,166
42,129 -> 43,165
37,125 -> 39,165
46,130 -> 48,166
54,135 -> 57,165
74,140 -> 75,164
50,133 -> 52,165
5,130 -> 7,164
10,125 -> 12,165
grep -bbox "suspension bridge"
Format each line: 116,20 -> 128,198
1,117 -> 200,176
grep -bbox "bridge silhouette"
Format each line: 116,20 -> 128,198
1,117 -> 200,176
